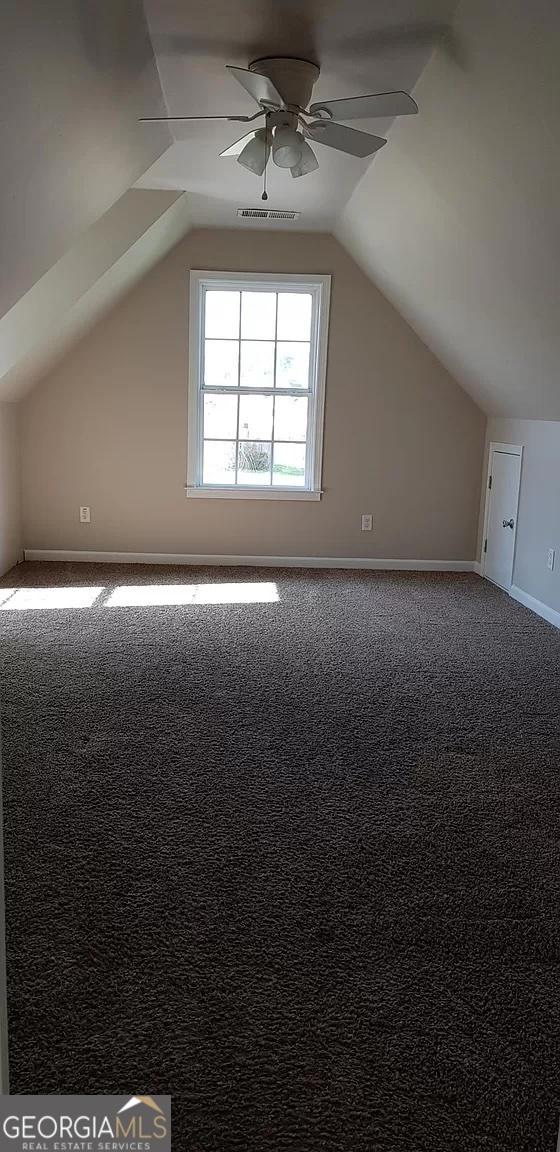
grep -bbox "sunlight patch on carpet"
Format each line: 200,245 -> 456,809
0,587 -> 104,611
105,582 -> 280,607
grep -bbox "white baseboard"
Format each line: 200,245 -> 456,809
473,561 -> 483,576
24,549 -> 477,573
509,584 -> 560,629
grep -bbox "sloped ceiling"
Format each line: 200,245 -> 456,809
4,0 -> 558,423
0,0 -> 171,321
336,0 -> 560,419
0,189 -> 191,401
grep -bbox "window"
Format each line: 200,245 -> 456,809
187,271 -> 331,499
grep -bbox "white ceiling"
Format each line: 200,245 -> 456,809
0,1 -> 179,401
0,190 -> 191,401
338,0 -> 560,418
9,0 -> 556,422
0,0 -> 170,320
138,0 -> 457,228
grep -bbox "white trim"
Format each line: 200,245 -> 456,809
488,442 -> 523,456
480,441 -> 523,584
189,272 -> 329,286
24,550 -> 476,571
0,730 -> 9,1093
509,584 -> 560,630
473,561 -> 483,576
185,486 -> 322,501
187,271 -> 330,499
187,272 -> 202,494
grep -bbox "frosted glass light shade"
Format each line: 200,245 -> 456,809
272,126 -> 302,168
290,136 -> 319,177
237,129 -> 270,175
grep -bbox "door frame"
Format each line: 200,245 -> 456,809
0,734 -> 9,1092
481,441 -> 523,587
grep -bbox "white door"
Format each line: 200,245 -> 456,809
484,445 -> 522,590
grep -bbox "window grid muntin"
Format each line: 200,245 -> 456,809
200,284 -> 314,490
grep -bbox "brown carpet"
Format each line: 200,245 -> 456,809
1,562 -> 559,1151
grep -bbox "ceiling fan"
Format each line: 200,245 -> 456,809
140,57 -> 417,196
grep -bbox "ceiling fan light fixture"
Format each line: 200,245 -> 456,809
290,136 -> 319,178
272,125 -> 302,169
237,128 -> 270,175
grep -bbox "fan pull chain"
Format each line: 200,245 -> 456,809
262,154 -> 268,201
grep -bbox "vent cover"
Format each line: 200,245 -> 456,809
237,208 -> 300,220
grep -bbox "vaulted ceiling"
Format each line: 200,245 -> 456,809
2,0 -> 558,419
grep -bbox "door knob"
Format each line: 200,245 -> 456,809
502,518 -> 515,529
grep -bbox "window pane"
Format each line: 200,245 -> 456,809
239,394 -> 273,440
237,441 -> 272,485
240,340 -> 275,388
273,443 -> 306,486
205,291 -> 239,338
241,292 -> 276,339
204,340 -> 239,387
203,440 -> 236,484
276,342 -> 310,389
273,395 -> 308,442
203,394 -> 238,439
277,293 -> 312,340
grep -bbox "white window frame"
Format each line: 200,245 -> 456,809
186,270 -> 331,500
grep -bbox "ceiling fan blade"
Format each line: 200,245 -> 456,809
139,113 -> 258,123
304,120 -> 386,158
309,91 -> 418,121
226,65 -> 284,110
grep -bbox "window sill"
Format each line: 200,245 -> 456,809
185,486 -> 322,501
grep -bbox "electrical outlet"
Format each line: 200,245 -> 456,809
547,548 -> 555,571
79,506 -> 91,524
361,514 -> 373,532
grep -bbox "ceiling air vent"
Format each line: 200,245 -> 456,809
237,208 -> 300,220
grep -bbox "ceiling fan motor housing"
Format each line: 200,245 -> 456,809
249,57 -> 320,111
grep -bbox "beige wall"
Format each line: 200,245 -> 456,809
480,419 -> 560,614
20,230 -> 485,561
0,404 -> 22,575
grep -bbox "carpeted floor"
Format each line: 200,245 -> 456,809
1,562 -> 560,1151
